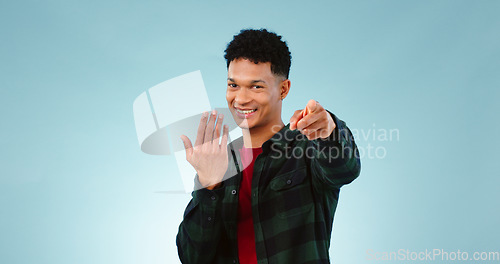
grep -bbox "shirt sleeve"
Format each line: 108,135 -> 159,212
308,110 -> 361,189
176,178 -> 226,263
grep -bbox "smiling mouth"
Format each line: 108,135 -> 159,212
235,108 -> 257,114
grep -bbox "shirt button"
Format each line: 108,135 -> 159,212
231,190 -> 237,195
286,179 -> 292,185
253,193 -> 256,197
211,196 -> 216,200
233,260 -> 237,263
207,216 -> 212,221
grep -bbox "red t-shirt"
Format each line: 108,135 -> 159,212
237,146 -> 263,264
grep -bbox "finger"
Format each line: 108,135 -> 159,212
213,113 -> 224,146
204,109 -> 217,143
220,124 -> 229,149
297,111 -> 322,131
195,111 -> 209,147
180,135 -> 193,159
301,121 -> 326,140
304,128 -> 328,140
289,109 -> 304,130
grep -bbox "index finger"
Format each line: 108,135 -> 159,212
305,99 -> 321,115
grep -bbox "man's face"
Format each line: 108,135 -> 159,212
226,58 -> 285,130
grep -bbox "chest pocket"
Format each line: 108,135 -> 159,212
270,167 -> 308,190
269,167 -> 313,218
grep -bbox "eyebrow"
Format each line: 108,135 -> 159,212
227,78 -> 266,84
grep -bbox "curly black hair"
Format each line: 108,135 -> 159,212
224,28 -> 292,78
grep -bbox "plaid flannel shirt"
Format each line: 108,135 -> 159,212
177,111 -> 361,264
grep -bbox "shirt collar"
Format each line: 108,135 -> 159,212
229,123 -> 301,154
227,124 -> 301,175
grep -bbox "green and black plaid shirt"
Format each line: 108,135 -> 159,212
177,111 -> 361,264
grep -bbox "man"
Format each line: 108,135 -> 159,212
177,28 -> 361,264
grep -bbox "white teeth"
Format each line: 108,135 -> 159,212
236,108 -> 256,114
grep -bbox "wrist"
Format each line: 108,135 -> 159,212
197,173 -> 223,190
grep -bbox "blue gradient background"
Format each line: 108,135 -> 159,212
1,0 -> 498,263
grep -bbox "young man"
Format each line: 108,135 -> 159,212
177,29 -> 361,264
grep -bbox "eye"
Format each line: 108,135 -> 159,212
228,83 -> 238,88
252,85 -> 263,89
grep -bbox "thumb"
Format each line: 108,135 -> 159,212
180,135 -> 193,159
289,109 -> 304,130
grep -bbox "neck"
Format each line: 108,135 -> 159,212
242,120 -> 285,148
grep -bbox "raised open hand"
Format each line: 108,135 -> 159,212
180,110 -> 229,190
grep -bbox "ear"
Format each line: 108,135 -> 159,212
279,79 -> 291,100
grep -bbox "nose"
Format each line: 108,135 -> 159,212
234,88 -> 251,106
